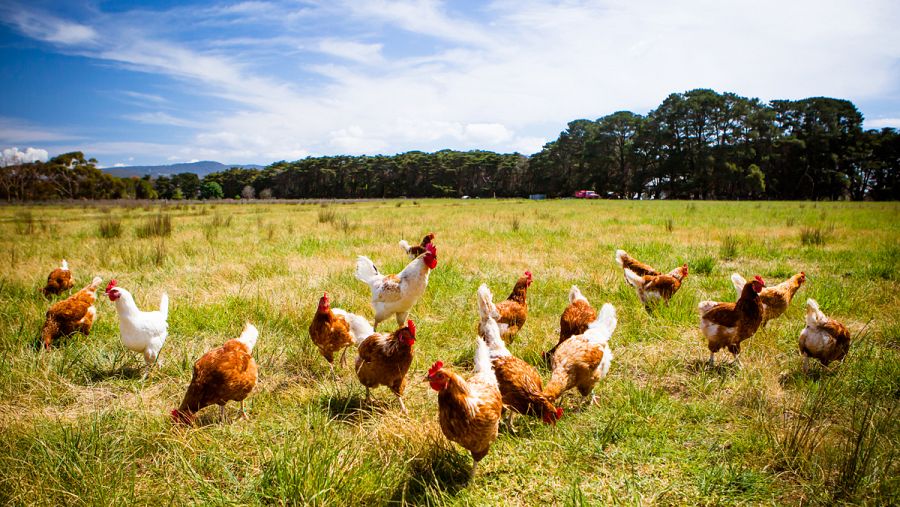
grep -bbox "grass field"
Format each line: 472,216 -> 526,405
0,199 -> 898,506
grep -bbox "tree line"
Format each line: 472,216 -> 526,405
1,89 -> 897,201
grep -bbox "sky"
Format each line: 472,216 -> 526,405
1,0 -> 899,168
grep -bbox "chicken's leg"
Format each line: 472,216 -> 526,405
339,347 -> 348,368
365,387 -> 371,405
396,394 -> 408,415
219,404 -> 226,422
395,311 -> 409,328
707,351 -> 715,369
803,355 -> 810,375
239,400 -> 249,420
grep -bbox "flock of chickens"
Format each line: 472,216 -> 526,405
36,233 -> 852,477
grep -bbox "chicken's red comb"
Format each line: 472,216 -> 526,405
322,292 -> 328,299
428,361 -> 444,376
525,271 -> 532,279
426,243 -> 436,255
754,275 -> 765,284
556,407 -> 564,419
105,279 -> 117,293
407,320 -> 416,336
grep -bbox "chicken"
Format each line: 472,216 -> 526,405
542,285 -> 597,365
699,275 -> 765,368
799,299 -> 852,373
41,259 -> 74,297
623,264 -> 689,308
476,284 -> 562,428
425,337 -> 504,477
615,249 -> 659,278
543,303 -> 617,407
731,272 -> 806,325
399,232 -> 435,260
491,271 -> 532,343
354,320 -> 416,413
40,276 -> 103,348
355,243 -> 437,329
105,280 -> 169,369
309,292 -> 373,377
171,322 -> 259,425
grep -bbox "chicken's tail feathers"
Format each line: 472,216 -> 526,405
238,322 -> 259,352
159,293 -> 169,319
698,300 -> 718,314
88,276 -> 103,291
398,239 -> 411,254
589,303 -> 617,338
355,256 -> 380,286
568,285 -> 587,304
805,298 -> 828,327
623,268 -> 643,288
731,273 -> 747,296
60,259 -> 69,270
473,337 -> 498,385
346,312 -> 375,345
615,249 -> 628,268
476,283 -> 500,321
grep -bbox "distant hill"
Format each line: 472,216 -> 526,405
103,161 -> 265,178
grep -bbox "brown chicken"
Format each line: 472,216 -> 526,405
544,303 -> 617,406
426,337 -> 504,477
615,249 -> 659,278
171,323 -> 259,425
41,259 -> 74,297
799,299 -> 852,373
476,284 -> 562,428
542,285 -> 597,366
40,276 -> 103,348
623,264 -> 689,308
354,320 -> 416,413
309,292 -> 373,377
493,271 -> 531,343
399,232 -> 435,259
699,276 -> 765,368
732,272 -> 806,325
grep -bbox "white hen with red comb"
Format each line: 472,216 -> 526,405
106,280 -> 169,368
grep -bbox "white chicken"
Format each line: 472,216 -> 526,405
355,243 -> 438,329
105,280 -> 169,369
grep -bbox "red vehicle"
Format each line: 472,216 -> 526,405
574,190 -> 600,199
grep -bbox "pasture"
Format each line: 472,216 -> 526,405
0,199 -> 898,505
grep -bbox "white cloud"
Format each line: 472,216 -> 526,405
126,112 -> 202,128
1,147 -> 49,166
8,9 -> 97,45
317,39 -> 384,64
4,0 -> 900,165
865,118 -> 900,129
113,163 -> 126,167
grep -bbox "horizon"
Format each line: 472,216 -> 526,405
1,0 -> 899,168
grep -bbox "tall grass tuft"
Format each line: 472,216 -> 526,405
13,210 -> 36,235
693,256 -> 716,275
318,208 -> 338,224
136,213 -> 172,238
800,225 -> 832,246
720,235 -> 739,260
97,218 -> 122,238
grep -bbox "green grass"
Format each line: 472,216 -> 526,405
0,199 -> 898,505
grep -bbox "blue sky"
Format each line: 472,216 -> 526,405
1,0 -> 899,167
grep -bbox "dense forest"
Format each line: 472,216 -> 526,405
1,90 -> 898,201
